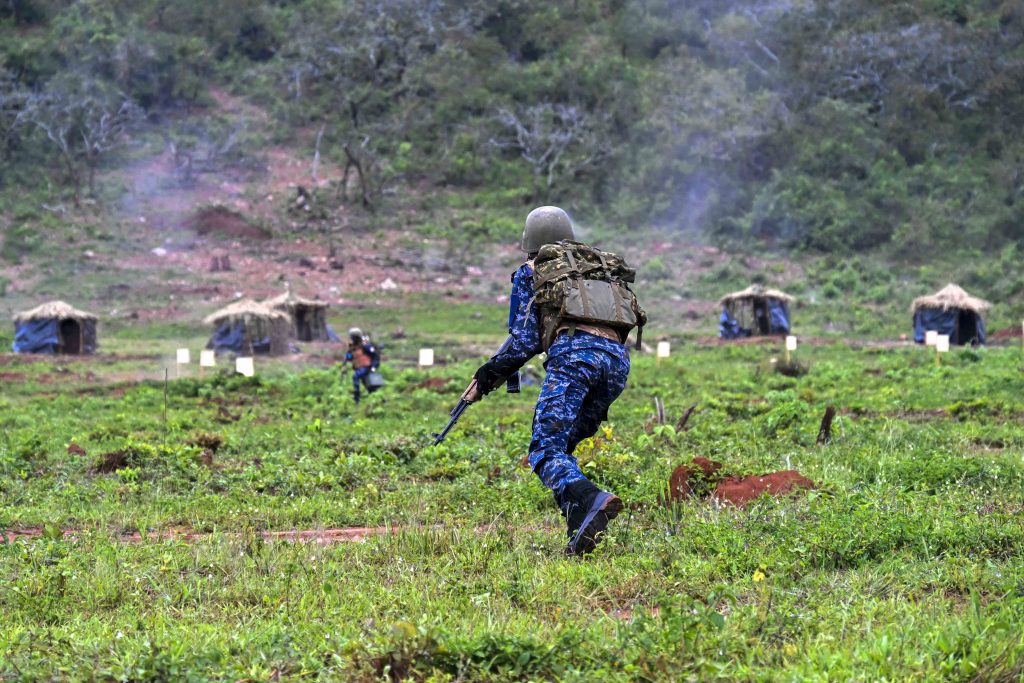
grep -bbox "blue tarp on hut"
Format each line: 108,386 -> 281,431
12,301 -> 97,354
718,286 -> 794,339
911,284 -> 990,346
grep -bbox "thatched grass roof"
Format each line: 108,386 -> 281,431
14,300 -> 97,322
719,285 -> 795,307
912,283 -> 991,314
264,290 -> 328,310
203,299 -> 289,326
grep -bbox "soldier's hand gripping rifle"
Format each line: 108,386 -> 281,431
432,336 -> 521,446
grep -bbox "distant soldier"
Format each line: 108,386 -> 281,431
344,327 -> 380,404
462,206 -> 645,556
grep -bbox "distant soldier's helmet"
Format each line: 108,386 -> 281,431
348,327 -> 363,339
521,206 -> 574,253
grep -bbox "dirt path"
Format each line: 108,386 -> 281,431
0,525 -> 405,545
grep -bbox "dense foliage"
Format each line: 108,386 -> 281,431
3,0 -> 1024,254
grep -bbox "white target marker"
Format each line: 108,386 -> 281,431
200,350 -> 216,368
656,341 -> 671,358
176,348 -> 191,364
236,357 -> 254,377
785,336 -> 797,351
936,335 -> 950,353
419,348 -> 434,367
925,330 -> 938,346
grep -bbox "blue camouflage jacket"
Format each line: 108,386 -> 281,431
473,262 -> 625,392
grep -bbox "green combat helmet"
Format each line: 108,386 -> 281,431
521,206 -> 574,253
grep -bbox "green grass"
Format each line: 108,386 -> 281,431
2,325 -> 1024,680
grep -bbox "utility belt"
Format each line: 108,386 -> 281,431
555,322 -> 622,344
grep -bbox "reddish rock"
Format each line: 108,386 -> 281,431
668,465 -> 695,500
712,471 -> 815,507
667,457 -> 725,502
67,443 -> 87,457
692,457 -> 723,479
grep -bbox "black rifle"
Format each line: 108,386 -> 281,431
432,336 -> 520,445
432,395 -> 471,446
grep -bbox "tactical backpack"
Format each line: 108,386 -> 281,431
531,240 -> 646,350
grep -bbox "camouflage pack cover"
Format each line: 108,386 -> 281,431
532,240 -> 646,350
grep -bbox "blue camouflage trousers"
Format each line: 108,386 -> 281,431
528,332 -> 630,496
352,366 -> 371,401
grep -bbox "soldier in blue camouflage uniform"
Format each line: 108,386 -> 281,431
344,327 -> 380,404
464,206 -> 631,556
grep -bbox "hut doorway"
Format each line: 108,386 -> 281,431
60,319 -> 82,354
957,310 -> 979,345
752,300 -> 770,335
294,308 -> 314,342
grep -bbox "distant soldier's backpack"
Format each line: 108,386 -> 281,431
531,240 -> 646,350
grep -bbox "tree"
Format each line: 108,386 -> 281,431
279,0 -> 484,209
26,76 -> 141,205
0,69 -> 31,164
490,103 -> 612,202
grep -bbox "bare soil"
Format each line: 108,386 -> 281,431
990,325 -> 1023,341
712,471 -> 815,506
186,206 -> 271,240
667,457 -> 815,507
667,456 -> 723,500
413,377 -> 452,391
95,450 -> 131,474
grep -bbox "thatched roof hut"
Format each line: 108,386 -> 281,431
718,285 -> 794,338
911,284 -> 991,314
264,290 -> 333,342
204,299 -> 290,355
14,300 -> 98,323
911,284 -> 990,346
719,285 -> 795,307
12,300 -> 97,354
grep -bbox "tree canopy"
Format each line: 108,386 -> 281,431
3,0 -> 1024,254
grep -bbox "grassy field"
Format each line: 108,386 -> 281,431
2,320 -> 1024,681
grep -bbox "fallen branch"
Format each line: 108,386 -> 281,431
676,404 -> 697,432
817,405 -> 836,445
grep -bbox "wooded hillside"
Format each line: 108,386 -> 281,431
3,0 -> 1024,255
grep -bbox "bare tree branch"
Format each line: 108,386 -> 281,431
490,102 -> 612,200
24,76 -> 141,204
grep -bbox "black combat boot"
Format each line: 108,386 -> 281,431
556,479 -> 623,557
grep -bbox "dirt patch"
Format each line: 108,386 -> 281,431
840,407 -> 948,422
199,450 -> 215,467
413,377 -> 451,391
186,206 -> 271,240
712,471 -> 815,506
188,432 -> 225,452
0,372 -> 25,382
0,526 -> 44,542
67,443 -> 87,457
214,406 -> 242,423
608,605 -> 661,621
94,450 -> 130,474
667,457 -> 814,507
668,457 -> 723,499
695,335 -> 783,346
989,325 -> 1023,342
693,336 -> 911,349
